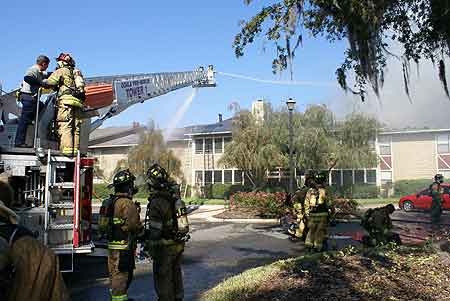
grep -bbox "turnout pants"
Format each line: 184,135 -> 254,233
108,249 -> 135,301
431,201 -> 442,224
56,103 -> 82,156
305,213 -> 328,251
153,246 -> 184,301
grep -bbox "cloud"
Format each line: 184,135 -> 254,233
330,57 -> 450,129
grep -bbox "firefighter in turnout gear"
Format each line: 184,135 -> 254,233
361,204 -> 400,246
144,163 -> 189,301
44,53 -> 86,157
288,171 -> 316,240
430,174 -> 444,225
106,169 -> 142,301
0,178 -> 70,301
304,172 -> 332,252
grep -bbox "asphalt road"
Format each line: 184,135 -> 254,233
65,221 -> 305,301
64,209 -> 449,301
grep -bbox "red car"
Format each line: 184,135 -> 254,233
399,183 -> 450,211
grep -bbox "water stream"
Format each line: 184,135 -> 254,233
164,88 -> 198,141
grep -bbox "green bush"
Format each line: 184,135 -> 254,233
394,179 -> 431,197
201,184 -> 252,199
255,186 -> 286,193
329,184 -> 379,199
93,183 -> 148,200
231,192 -> 288,217
212,184 -> 232,199
93,183 -> 110,199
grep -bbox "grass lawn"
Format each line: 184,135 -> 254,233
355,198 -> 399,206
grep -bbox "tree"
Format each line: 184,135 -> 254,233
218,110 -> 284,188
220,105 -> 378,188
234,0 -> 450,99
117,125 -> 182,182
271,106 -> 378,171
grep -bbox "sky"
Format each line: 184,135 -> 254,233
1,0 -> 449,129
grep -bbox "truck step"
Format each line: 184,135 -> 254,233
48,223 -> 74,230
50,182 -> 74,189
49,203 -> 74,209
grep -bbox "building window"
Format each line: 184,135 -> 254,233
437,134 -> 450,154
195,171 -> 203,185
354,170 -> 365,184
234,170 -> 243,184
205,139 -> 213,154
204,171 -> 213,184
379,145 -> 391,155
331,170 -> 341,186
224,170 -> 232,183
378,136 -> 391,155
224,137 -> 232,150
366,170 -> 377,184
380,171 -> 392,182
214,137 -> 223,153
214,170 -> 223,184
195,139 -> 203,154
343,170 -> 353,186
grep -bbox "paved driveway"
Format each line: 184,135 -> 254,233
66,221 -> 304,301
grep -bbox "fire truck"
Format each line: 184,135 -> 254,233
0,66 -> 215,271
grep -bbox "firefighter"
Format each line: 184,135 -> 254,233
0,178 -> 70,301
15,55 -> 51,147
361,204 -> 400,246
106,169 -> 141,301
144,163 -> 189,301
288,171 -> 316,240
304,172 -> 332,252
430,174 -> 444,225
44,53 -> 85,157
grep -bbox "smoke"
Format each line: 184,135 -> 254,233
164,88 -> 198,141
330,57 -> 450,129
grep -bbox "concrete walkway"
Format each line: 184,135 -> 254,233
188,205 -> 279,224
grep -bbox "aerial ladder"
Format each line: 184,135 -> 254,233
0,65 -> 216,270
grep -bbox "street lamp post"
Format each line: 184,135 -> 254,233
286,98 -> 296,197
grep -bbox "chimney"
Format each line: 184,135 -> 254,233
218,113 -> 223,123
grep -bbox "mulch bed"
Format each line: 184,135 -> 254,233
246,247 -> 450,301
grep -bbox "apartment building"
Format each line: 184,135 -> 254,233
88,112 -> 450,190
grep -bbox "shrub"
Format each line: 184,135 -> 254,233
394,179 -> 431,197
212,184 -> 232,199
328,184 -> 379,199
93,183 -> 110,199
93,183 -> 148,200
231,192 -> 288,217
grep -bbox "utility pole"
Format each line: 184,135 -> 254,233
286,98 -> 296,197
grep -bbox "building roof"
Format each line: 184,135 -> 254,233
88,118 -> 233,148
379,128 -> 450,135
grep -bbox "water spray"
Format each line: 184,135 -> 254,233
164,88 -> 199,140
217,71 -> 336,87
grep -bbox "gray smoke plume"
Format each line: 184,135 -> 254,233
331,57 -> 450,129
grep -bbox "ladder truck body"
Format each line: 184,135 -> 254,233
0,66 -> 215,271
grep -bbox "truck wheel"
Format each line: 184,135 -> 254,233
403,200 -> 414,212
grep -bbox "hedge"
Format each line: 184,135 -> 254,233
202,184 -> 252,199
93,183 -> 149,199
328,184 -> 379,199
231,191 -> 289,217
393,179 -> 431,197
